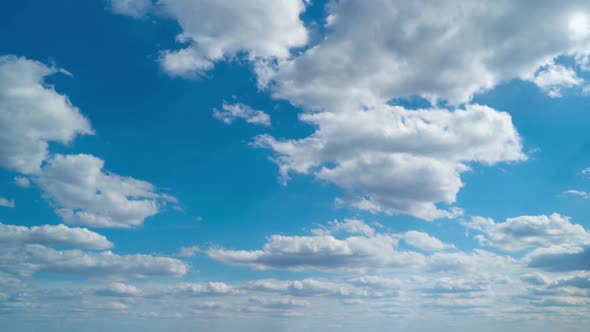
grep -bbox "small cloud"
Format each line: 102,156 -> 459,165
177,245 -> 200,257
14,176 -> 30,188
213,102 -> 271,127
565,190 -> 590,199
0,197 -> 15,208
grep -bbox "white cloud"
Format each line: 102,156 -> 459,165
526,244 -> 590,272
248,296 -> 311,309
207,232 -> 424,272
95,283 -> 142,297
13,176 -> 30,188
264,1 -> 590,108
530,62 -> 582,97
245,278 -> 386,298
348,275 -> 402,290
255,104 -> 524,220
177,245 -> 200,257
0,55 -> 93,174
9,244 -> 188,278
173,282 -> 237,297
213,103 -> 271,127
311,219 -> 375,237
565,190 -> 590,199
463,214 -> 589,252
422,277 -> 486,294
0,197 -> 15,208
34,154 -> 174,228
109,0 -> 153,18
0,223 -> 113,250
403,231 -> 454,251
116,0 -> 309,77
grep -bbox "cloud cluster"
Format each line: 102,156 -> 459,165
265,0 -> 590,107
34,154 -> 174,228
0,55 -> 93,174
207,233 -> 423,272
213,103 -> 271,127
0,223 -> 113,250
255,104 -> 524,219
464,214 -> 590,251
0,197 -> 15,208
112,0 -> 309,77
0,55 -> 174,228
9,245 -> 188,278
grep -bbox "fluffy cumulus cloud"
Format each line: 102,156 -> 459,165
0,197 -> 15,208
109,0 -> 153,18
311,219 -> 376,237
172,282 -> 237,297
0,55 -> 93,174
207,232 -> 424,272
34,154 -> 174,228
265,0 -> 590,108
0,223 -> 113,250
248,296 -> 311,309
4,245 -> 188,278
213,103 -> 271,126
255,104 -> 524,219
463,214 -> 590,252
402,231 -> 454,251
112,0 -> 309,77
566,190 -> 590,199
526,244 -> 590,272
13,176 -> 30,188
95,283 -> 142,297
530,61 -> 583,97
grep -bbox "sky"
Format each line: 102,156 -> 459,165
1,0 -> 590,331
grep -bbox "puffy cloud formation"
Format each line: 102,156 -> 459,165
177,245 -> 200,257
0,55 -> 170,228
0,223 -> 113,250
526,244 -> 590,272
0,55 -> 93,174
113,0 -> 309,77
245,278 -> 389,298
213,103 -> 271,127
463,214 -> 590,251
566,190 -> 590,199
311,219 -> 376,237
530,61 -> 583,97
265,0 -> 590,108
95,283 -> 142,297
9,245 -> 188,278
109,0 -> 153,18
34,154 -> 174,228
255,104 -> 524,219
13,176 -> 30,188
173,282 -> 237,297
0,197 -> 15,208
402,231 -> 454,251
207,233 -> 423,272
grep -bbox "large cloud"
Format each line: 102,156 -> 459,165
207,233 -> 424,272
4,244 -> 188,278
34,154 -> 175,228
0,223 -> 113,250
0,55 -> 93,174
265,0 -> 590,108
112,0 -> 309,77
526,245 -> 590,272
463,213 -> 590,252
255,104 -> 524,219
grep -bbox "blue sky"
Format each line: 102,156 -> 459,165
2,1 -> 590,331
